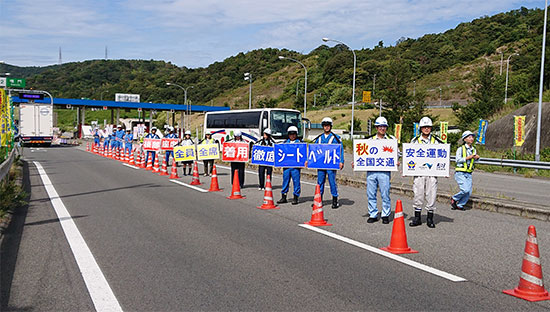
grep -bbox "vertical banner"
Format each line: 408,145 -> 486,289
514,116 -> 526,147
353,139 -> 398,171
0,89 -> 6,146
307,144 -> 342,170
439,122 -> 448,143
477,119 -> 488,145
413,122 -> 419,138
394,124 -> 402,143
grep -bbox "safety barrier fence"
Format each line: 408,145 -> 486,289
449,156 -> 550,170
0,147 -> 16,182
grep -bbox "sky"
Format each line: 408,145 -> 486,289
0,0 -> 544,68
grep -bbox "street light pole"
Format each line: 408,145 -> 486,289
323,38 -> 356,137
244,73 -> 252,109
373,74 -> 376,99
279,56 -> 308,117
439,86 -> 442,106
499,52 -> 504,75
504,53 -> 519,105
166,82 -> 193,130
536,0 -> 548,162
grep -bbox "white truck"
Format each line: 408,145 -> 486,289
19,102 -> 54,146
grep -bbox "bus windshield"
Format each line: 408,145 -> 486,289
270,110 -> 302,137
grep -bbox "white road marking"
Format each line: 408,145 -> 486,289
169,179 -> 209,193
298,224 -> 467,283
33,161 -> 123,312
213,164 -> 317,186
122,163 -> 140,170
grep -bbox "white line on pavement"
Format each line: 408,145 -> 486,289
122,163 -> 140,170
33,161 -> 123,312
169,179 -> 209,193
213,164 -> 318,186
298,224 -> 467,283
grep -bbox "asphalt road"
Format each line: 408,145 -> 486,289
2,146 -> 550,311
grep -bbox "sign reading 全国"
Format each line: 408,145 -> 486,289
402,143 -> 450,177
353,139 -> 398,172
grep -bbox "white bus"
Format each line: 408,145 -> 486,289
203,108 -> 307,144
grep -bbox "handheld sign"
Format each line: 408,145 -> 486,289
173,146 -> 196,162
143,138 -> 161,151
307,144 -> 342,170
402,143 -> 450,177
222,142 -> 249,162
274,143 -> 307,168
160,138 -> 179,150
353,139 -> 398,172
251,145 -> 275,166
197,143 -> 220,160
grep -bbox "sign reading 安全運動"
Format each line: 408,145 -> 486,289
251,145 -> 275,166
307,144 -> 342,170
402,143 -> 450,177
197,143 -> 220,160
222,142 -> 249,162
160,138 -> 179,150
143,138 -> 161,151
353,139 -> 398,172
173,146 -> 196,161
274,143 -> 307,168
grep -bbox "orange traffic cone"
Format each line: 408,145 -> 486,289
208,165 -> 222,192
160,156 -> 169,176
152,152 -> 160,173
190,161 -> 201,185
145,152 -> 153,171
503,225 -> 550,301
86,142 -> 90,152
257,175 -> 278,210
129,149 -> 136,166
381,200 -> 418,254
169,158 -> 179,179
227,170 -> 245,199
140,152 -> 146,168
305,184 -> 332,226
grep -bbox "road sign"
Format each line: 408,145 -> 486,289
0,77 -> 6,87
103,106 -> 108,110
19,92 -> 44,100
66,104 -> 72,109
137,108 -> 142,112
115,93 -> 140,103
7,78 -> 25,88
362,91 -> 371,103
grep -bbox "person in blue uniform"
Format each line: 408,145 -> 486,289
313,117 -> 344,209
145,127 -> 160,165
103,130 -> 110,152
277,126 -> 302,205
93,127 -> 100,148
115,125 -> 125,150
164,127 -> 178,166
124,129 -> 133,155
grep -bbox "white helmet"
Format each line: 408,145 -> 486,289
419,117 -> 433,128
234,130 -> 242,136
151,127 -> 157,131
168,126 -> 174,131
185,130 -> 191,135
263,128 -> 272,135
374,116 -> 388,127
287,126 -> 298,133
117,125 -> 122,128
321,117 -> 333,125
461,130 -> 476,140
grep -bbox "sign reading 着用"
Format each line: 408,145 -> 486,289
222,142 -> 249,162
251,145 -> 275,166
353,139 -> 398,172
402,143 -> 450,177
307,144 -> 342,170
197,143 -> 220,160
274,143 -> 307,168
143,138 -> 161,151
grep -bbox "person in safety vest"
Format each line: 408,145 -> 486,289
313,117 -> 344,209
277,126 -> 303,205
357,116 -> 397,224
144,127 -> 160,165
199,131 -> 218,176
164,126 -> 178,167
409,117 -> 443,228
451,131 -> 480,211
124,129 -> 133,155
255,128 -> 275,190
180,130 -> 195,176
227,130 -> 246,187
102,129 -> 110,152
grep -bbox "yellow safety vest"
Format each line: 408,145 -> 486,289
202,138 -> 215,144
455,145 -> 476,173
417,136 -> 436,144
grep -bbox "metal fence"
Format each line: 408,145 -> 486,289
450,156 -> 550,170
0,148 -> 17,182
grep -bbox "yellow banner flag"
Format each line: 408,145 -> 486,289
514,116 -> 526,147
394,124 -> 402,143
362,91 -> 371,103
440,122 -> 448,143
0,89 -> 6,146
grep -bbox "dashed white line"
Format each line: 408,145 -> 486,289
34,161 -> 123,312
169,179 -> 209,192
298,224 -> 467,283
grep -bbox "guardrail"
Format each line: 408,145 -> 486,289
0,148 -> 17,182
449,156 -> 550,170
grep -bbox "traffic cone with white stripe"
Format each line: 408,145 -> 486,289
129,148 -> 136,166
227,170 -> 245,199
108,146 -> 112,158
140,152 -> 146,168
145,152 -> 153,171
169,158 -> 179,179
305,184 -> 332,226
381,200 -> 418,254
503,225 -> 550,301
159,155 -> 169,176
190,161 -> 201,185
152,152 -> 160,173
208,165 -> 222,192
257,175 -> 278,210
86,142 -> 90,152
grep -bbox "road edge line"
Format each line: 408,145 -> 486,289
169,179 -> 209,193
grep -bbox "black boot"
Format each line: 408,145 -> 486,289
332,197 -> 340,209
409,211 -> 422,227
277,194 -> 287,204
188,168 -> 192,175
427,211 -> 435,228
292,195 -> 299,205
